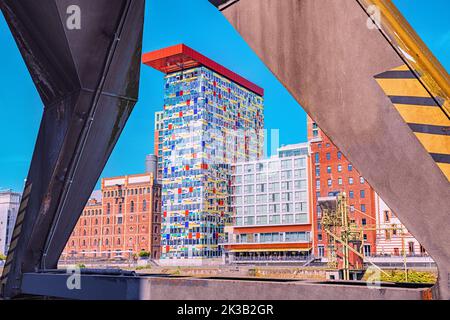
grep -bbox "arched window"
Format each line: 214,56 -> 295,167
130,201 -> 134,213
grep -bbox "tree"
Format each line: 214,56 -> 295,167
138,251 -> 150,258
0,253 -> 6,261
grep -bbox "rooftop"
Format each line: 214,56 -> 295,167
142,44 -> 264,96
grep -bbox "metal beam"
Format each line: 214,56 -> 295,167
20,272 -> 432,300
208,0 -> 450,299
0,0 -> 145,299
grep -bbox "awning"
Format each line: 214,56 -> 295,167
230,248 -> 312,253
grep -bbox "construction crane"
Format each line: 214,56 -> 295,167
319,193 -> 410,282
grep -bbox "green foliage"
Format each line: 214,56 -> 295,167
0,253 -> 6,261
138,251 -> 150,258
76,263 -> 86,269
363,269 -> 436,284
135,265 -> 152,271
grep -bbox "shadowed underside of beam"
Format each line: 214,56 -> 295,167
0,0 -> 145,299
209,0 -> 450,299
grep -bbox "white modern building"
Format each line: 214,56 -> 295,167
222,143 -> 313,263
0,190 -> 21,256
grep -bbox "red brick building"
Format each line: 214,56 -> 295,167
63,173 -> 162,260
307,116 -> 377,258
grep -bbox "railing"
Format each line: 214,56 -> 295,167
232,255 -> 311,263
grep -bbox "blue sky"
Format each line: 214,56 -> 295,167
0,0 -> 448,192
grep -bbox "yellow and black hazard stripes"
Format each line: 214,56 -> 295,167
375,64 -> 450,181
0,182 -> 32,289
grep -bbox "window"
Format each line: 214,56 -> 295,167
338,178 -> 343,185
360,176 -> 365,184
106,203 -> 111,215
269,215 -> 280,224
348,164 -> 353,171
245,195 -> 255,204
244,184 -> 254,193
349,177 -> 354,185
117,217 -> 123,224
327,166 -> 331,173
408,242 -> 415,255
349,190 -> 354,199
363,245 -> 371,256
294,158 -> 306,168
143,200 -> 147,211
295,191 -> 306,201
360,190 -> 365,198
118,203 -> 122,214
315,153 -> 319,163
256,183 -> 266,193
337,164 -> 342,172
244,174 -> 254,184
326,153 -> 331,161
294,180 -> 305,189
384,210 -> 390,222
256,194 -> 267,204
256,205 -> 267,215
318,245 -> 325,257
281,159 -> 292,169
327,179 -> 332,186
385,229 -> 391,240
256,216 -> 267,225
362,218 -> 367,226
130,201 -> 134,213
315,166 -> 320,177
294,169 -> 306,179
337,151 -> 342,159
281,170 -> 292,180
350,205 -> 355,212
361,204 -> 366,212
316,180 -> 320,190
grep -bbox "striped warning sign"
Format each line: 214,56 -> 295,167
375,65 -> 450,181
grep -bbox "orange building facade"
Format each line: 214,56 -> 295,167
307,116 -> 377,258
63,173 -> 162,260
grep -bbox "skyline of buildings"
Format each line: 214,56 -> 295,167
1,44 -> 429,267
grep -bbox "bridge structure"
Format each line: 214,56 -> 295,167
0,0 -> 448,300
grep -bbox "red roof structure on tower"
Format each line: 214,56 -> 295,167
142,44 -> 264,96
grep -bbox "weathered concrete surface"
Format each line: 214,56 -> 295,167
20,273 -> 429,300
211,0 -> 450,299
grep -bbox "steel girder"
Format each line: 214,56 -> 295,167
208,0 -> 450,299
0,0 -> 145,299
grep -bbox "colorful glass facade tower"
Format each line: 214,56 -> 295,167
143,45 -> 264,263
